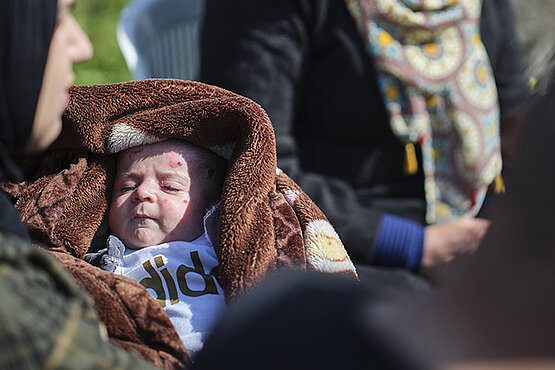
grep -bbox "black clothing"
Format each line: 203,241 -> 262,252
0,0 -> 58,239
0,0 -> 57,161
0,191 -> 30,240
201,0 -> 529,263
193,269 -> 430,370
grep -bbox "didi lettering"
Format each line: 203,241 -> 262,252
139,251 -> 220,307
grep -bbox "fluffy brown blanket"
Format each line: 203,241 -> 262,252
3,79 -> 356,368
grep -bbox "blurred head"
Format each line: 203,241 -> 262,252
109,140 -> 226,249
0,0 -> 92,179
27,0 -> 93,152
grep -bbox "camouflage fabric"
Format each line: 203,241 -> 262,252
0,232 -> 156,369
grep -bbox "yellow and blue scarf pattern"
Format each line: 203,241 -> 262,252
346,0 -> 501,223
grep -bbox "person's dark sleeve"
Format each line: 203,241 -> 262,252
0,190 -> 30,241
481,0 -> 531,164
201,0 -> 424,266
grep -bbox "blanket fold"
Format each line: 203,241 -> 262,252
3,79 -> 356,368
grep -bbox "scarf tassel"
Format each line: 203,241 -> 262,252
494,172 -> 506,193
404,142 -> 418,175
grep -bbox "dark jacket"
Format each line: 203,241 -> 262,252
201,0 -> 529,264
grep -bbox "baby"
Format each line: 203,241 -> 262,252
109,140 -> 227,356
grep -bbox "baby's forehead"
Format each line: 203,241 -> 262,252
117,141 -> 199,168
121,141 -> 193,159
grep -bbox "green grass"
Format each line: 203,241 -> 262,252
73,0 -> 132,85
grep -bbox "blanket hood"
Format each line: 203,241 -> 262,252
6,79 -> 356,298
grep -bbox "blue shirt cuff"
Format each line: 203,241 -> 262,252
371,214 -> 424,273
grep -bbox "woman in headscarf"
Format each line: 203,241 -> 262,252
0,0 -> 93,237
0,1 -> 155,368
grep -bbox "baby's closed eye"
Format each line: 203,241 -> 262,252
160,182 -> 184,192
117,181 -> 137,192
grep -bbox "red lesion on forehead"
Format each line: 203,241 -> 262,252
165,151 -> 185,168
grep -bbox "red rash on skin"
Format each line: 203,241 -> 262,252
161,199 -> 173,206
165,151 -> 184,168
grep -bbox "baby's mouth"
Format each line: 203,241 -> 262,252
132,213 -> 153,221
132,215 -> 157,228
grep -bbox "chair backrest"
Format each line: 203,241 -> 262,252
117,0 -> 205,80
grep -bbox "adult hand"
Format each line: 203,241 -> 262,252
421,217 -> 491,276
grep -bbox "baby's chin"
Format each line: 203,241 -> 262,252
124,230 -> 167,250
120,226 -> 203,249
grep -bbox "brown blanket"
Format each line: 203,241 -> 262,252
3,79 -> 356,368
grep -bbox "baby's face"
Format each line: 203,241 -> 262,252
109,141 -> 206,249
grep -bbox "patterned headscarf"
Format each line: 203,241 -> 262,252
346,0 -> 501,223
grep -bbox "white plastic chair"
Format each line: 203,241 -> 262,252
117,0 -> 205,80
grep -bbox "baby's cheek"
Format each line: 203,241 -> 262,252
110,197 -> 126,210
162,198 -> 185,210
109,197 -> 129,222
162,198 -> 190,218
108,204 -> 120,232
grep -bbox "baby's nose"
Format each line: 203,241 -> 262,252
134,184 -> 155,202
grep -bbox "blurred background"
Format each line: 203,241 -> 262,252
73,0 -> 131,84
74,0 -> 554,90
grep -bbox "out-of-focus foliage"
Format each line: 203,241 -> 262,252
73,0 -> 132,85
